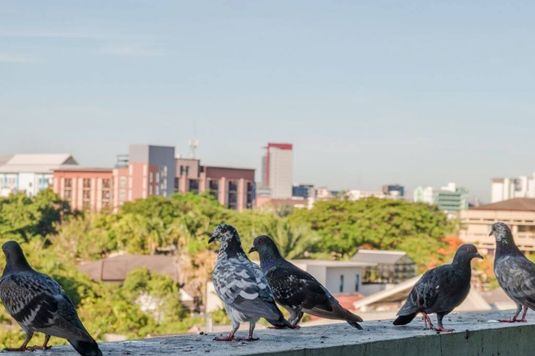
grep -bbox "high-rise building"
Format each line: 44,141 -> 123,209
175,158 -> 255,210
53,144 -> 255,212
491,174 -> 535,203
413,182 -> 468,215
292,184 -> 314,199
382,184 -> 405,199
260,143 -> 293,199
54,145 -> 175,211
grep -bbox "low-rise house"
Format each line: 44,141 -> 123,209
460,198 -> 535,254
291,260 -> 375,296
0,154 -> 78,197
351,249 -> 416,284
79,254 -> 196,311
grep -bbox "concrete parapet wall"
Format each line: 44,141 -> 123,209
10,311 -> 535,356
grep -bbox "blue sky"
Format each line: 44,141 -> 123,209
1,1 -> 534,201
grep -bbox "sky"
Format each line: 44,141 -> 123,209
1,1 -> 535,201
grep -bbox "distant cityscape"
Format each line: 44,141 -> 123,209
3,141 -> 535,259
0,142 -> 530,214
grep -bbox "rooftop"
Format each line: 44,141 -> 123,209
14,311 -> 535,355
291,259 -> 376,268
471,198 -> 535,212
79,254 -> 179,282
0,154 -> 78,173
352,249 -> 412,264
53,167 -> 113,172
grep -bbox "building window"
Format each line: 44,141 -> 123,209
339,274 -> 344,293
227,180 -> 238,209
101,178 -> 112,209
82,178 -> 91,209
189,179 -> 199,193
246,182 -> 254,209
355,274 -> 360,292
179,165 -> 190,176
174,177 -> 180,192
209,180 -> 219,200
63,178 -> 73,201
102,178 -> 111,189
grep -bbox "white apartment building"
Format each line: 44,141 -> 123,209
0,154 -> 78,197
491,174 -> 535,203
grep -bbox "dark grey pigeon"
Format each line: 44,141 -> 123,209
249,235 -> 363,329
209,224 -> 292,341
393,244 -> 482,332
492,222 -> 535,322
0,241 -> 102,355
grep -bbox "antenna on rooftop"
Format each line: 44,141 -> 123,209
188,139 -> 199,158
189,121 -> 199,158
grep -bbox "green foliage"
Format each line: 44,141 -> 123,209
252,218 -> 320,259
289,197 -> 455,259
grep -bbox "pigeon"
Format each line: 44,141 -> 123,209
0,241 -> 102,355
393,244 -> 482,332
491,222 -> 535,322
209,224 -> 292,341
249,235 -> 363,329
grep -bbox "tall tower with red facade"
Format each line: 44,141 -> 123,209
261,143 -> 293,199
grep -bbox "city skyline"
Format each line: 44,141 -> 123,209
2,1 -> 535,200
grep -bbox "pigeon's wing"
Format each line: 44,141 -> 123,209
212,257 -> 282,320
0,272 -> 93,341
398,267 -> 446,316
266,265 -> 332,311
496,255 -> 535,309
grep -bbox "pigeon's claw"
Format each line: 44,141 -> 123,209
214,335 -> 235,342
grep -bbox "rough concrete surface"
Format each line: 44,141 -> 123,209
3,311 -> 535,355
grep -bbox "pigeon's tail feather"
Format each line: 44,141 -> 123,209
393,312 -> 418,325
337,305 -> 363,330
342,310 -> 364,330
347,320 -> 364,330
69,338 -> 102,356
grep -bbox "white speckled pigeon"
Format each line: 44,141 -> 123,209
209,224 -> 292,341
249,235 -> 363,329
492,222 -> 535,322
393,244 -> 482,332
0,241 -> 102,355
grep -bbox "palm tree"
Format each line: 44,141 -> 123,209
254,219 -> 320,259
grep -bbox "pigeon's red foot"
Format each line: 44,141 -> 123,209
434,327 -> 454,333
214,335 -> 235,341
499,318 -> 527,323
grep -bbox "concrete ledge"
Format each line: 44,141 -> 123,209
8,311 -> 535,355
